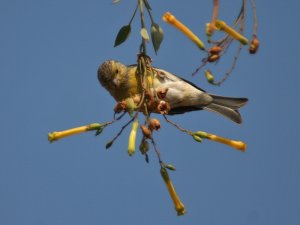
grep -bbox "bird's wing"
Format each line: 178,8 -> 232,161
154,68 -> 207,93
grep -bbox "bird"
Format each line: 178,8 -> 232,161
98,60 -> 248,124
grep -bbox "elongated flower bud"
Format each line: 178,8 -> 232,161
48,123 -> 103,142
193,131 -> 246,152
160,168 -> 186,216
214,20 -> 249,45
205,70 -> 215,84
163,12 -> 205,50
128,118 -> 139,156
207,134 -> 246,151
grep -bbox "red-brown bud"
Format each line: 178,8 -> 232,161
140,125 -> 152,139
249,36 -> 260,54
208,46 -> 222,55
207,54 -> 220,62
149,118 -> 161,131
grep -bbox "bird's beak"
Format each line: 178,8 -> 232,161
112,77 -> 120,88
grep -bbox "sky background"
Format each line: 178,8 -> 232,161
1,0 -> 300,225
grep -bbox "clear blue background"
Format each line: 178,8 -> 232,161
1,1 -> 300,224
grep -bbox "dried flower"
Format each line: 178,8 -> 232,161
156,87 -> 168,99
149,118 -> 161,131
249,35 -> 260,54
157,101 -> 171,114
140,125 -> 152,139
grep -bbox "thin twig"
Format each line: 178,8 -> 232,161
143,0 -> 155,24
214,42 -> 243,85
105,112 -> 126,126
163,115 -> 192,135
129,2 -> 139,25
139,0 -> 147,55
214,0 -> 246,85
250,0 -> 258,35
150,137 -> 163,165
209,0 -> 219,35
109,113 -> 138,144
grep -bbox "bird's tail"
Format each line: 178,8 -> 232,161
204,94 -> 248,124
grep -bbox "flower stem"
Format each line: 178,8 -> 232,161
208,0 -> 219,36
139,0 -> 147,54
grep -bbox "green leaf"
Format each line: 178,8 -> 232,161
114,25 -> 131,47
151,23 -> 164,54
145,153 -> 149,163
193,135 -> 202,142
143,0 -> 152,10
165,164 -> 176,171
140,28 -> 150,42
95,127 -> 104,136
106,140 -> 113,149
139,139 -> 149,154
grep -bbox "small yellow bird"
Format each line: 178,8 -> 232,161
98,60 -> 248,124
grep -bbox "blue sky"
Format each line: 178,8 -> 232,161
1,0 -> 300,224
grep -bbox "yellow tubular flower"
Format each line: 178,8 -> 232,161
214,20 -> 249,45
48,123 -> 103,142
194,131 -> 246,152
160,168 -> 186,216
163,12 -> 205,50
207,134 -> 246,151
128,118 -> 139,156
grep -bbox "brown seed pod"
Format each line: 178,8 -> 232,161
149,118 -> 161,131
207,54 -> 220,62
140,125 -> 152,139
114,100 -> 126,113
157,87 -> 169,99
208,46 -> 222,55
249,36 -> 260,54
157,101 -> 171,114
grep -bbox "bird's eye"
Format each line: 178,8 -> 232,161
115,69 -> 119,74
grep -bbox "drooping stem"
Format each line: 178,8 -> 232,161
208,0 -> 219,36
163,115 -> 192,135
108,113 -> 138,147
250,0 -> 258,35
143,0 -> 155,24
129,2 -> 139,25
150,137 -> 163,164
139,0 -> 147,55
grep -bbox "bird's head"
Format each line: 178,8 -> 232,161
97,60 -> 128,99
